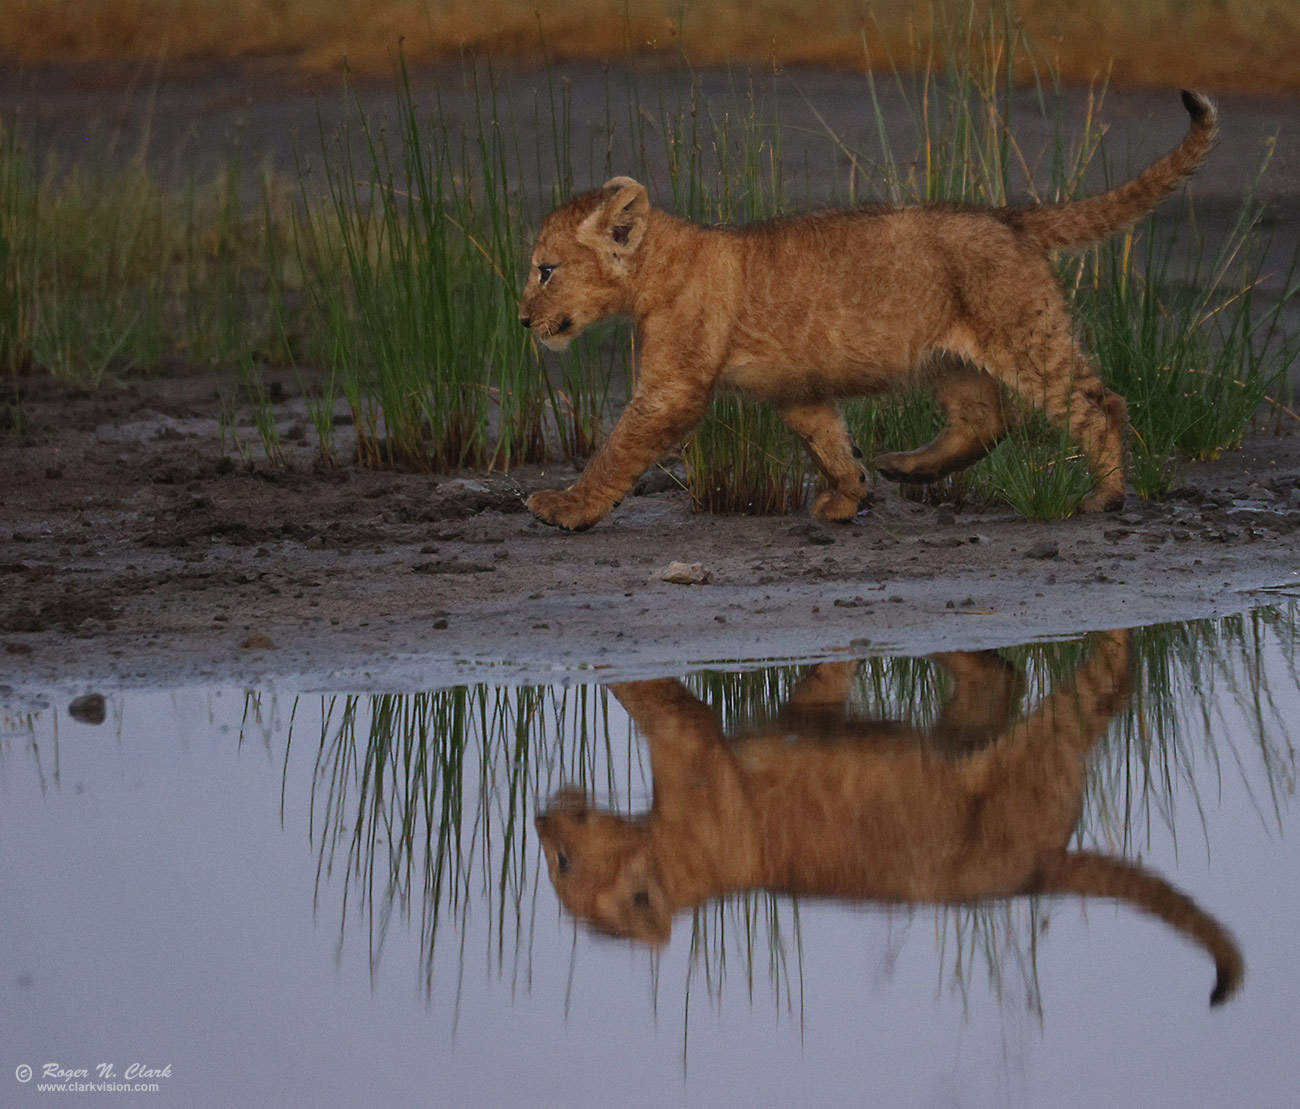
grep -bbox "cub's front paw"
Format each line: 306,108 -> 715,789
527,489 -> 606,532
810,489 -> 865,522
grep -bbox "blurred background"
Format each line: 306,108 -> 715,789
2,0 -> 1298,93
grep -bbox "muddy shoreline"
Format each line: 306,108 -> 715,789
3,363 -> 1300,699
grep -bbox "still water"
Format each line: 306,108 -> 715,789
4,611 -> 1300,1106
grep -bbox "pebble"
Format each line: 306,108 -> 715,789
68,693 -> 107,724
653,561 -> 714,585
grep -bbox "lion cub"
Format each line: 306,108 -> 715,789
520,93 -> 1217,531
536,630 -> 1243,1006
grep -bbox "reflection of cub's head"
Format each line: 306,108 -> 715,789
535,788 -> 670,945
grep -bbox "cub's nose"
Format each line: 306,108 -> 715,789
519,316 -> 532,329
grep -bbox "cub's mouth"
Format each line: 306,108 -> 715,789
539,316 -> 576,351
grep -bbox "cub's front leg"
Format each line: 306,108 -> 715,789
528,385 -> 712,531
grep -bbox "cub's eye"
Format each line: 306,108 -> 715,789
537,263 -> 556,285
556,851 -> 571,874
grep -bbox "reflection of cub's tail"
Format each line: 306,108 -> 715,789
1036,850 -> 1243,1007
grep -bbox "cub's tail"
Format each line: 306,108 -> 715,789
1036,849 -> 1243,1007
1003,91 -> 1218,251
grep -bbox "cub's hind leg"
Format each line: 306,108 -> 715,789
780,402 -> 871,522
874,357 -> 1011,485
985,334 -> 1127,513
963,281 -> 1128,513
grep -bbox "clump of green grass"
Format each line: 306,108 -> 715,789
1072,157 -> 1300,499
977,410 -> 1097,518
294,60 -> 612,473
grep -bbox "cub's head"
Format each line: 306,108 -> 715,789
518,177 -> 650,351
535,787 -> 672,945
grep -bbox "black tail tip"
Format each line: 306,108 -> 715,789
1209,965 -> 1243,1007
1181,89 -> 1214,124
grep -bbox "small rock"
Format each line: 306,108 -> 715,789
632,467 -> 683,496
4,642 -> 33,655
1025,540 -> 1059,560
935,507 -> 956,525
68,693 -> 106,725
1119,512 -> 1146,526
241,633 -> 276,650
653,561 -> 714,585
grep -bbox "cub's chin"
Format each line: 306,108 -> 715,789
539,332 -> 576,352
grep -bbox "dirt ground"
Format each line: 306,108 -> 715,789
4,361 -> 1300,699
3,64 -> 1300,698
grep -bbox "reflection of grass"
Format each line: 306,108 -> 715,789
290,609 -> 1297,1021
4,1 -> 1299,94
300,683 -> 640,994
1089,609 -> 1300,853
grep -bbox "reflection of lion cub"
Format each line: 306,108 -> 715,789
518,93 -> 1217,531
536,631 -> 1243,1005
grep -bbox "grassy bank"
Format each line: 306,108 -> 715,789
3,1 -> 1300,95
2,11 -> 1297,515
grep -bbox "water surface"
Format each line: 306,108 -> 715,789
4,611 -> 1299,1106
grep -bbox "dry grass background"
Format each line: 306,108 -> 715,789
1,0 -> 1298,93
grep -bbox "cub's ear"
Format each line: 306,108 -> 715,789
578,177 -> 649,261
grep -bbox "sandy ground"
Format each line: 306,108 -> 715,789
2,63 -> 1299,698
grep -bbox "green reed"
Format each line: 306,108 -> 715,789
0,120 -> 38,375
